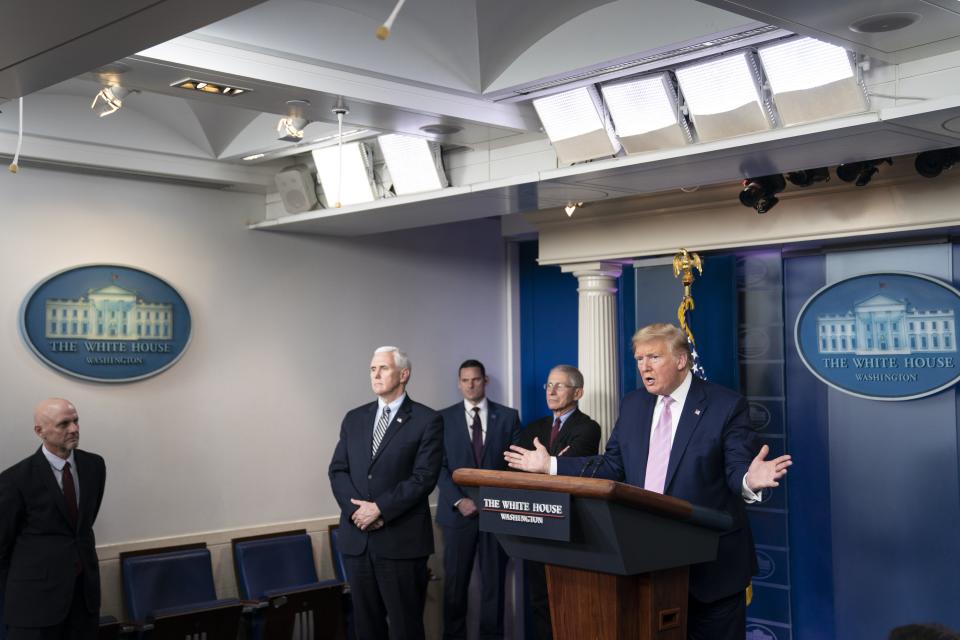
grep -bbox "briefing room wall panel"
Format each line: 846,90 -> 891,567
784,242 -> 960,640
0,166 -> 511,548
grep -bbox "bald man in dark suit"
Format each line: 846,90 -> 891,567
0,398 -> 106,640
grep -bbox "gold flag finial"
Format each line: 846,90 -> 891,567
673,248 -> 703,347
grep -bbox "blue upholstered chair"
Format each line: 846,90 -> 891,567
232,531 -> 343,640
327,526 -> 354,640
120,544 -> 242,640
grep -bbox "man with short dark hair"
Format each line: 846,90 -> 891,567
0,398 -> 107,640
329,346 -> 443,640
515,364 -> 600,640
437,359 -> 521,640
506,324 -> 792,640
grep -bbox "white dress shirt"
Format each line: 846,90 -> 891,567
463,397 -> 488,444
376,393 -> 407,430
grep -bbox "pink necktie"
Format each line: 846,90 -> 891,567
644,396 -> 674,494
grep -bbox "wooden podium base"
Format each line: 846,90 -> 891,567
546,564 -> 689,640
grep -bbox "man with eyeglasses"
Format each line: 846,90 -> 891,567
515,364 -> 600,640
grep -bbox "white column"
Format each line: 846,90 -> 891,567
560,261 -> 623,443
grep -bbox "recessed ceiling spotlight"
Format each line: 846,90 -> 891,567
849,12 -> 920,34
171,78 -> 251,96
419,123 -> 463,136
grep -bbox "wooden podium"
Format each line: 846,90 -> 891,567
452,469 -> 733,640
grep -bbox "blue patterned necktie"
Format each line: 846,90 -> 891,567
372,406 -> 391,456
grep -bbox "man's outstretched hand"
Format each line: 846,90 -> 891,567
745,444 -> 792,492
504,437 -> 551,473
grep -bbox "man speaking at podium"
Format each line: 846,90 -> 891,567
505,324 -> 791,640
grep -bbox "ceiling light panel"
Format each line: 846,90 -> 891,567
758,37 -> 868,126
600,73 -> 692,153
378,134 -> 449,195
311,142 -> 378,207
675,51 -> 774,142
532,86 -> 621,164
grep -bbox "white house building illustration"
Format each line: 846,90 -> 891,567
45,284 -> 173,340
817,293 -> 955,355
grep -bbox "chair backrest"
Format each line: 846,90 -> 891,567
328,525 -> 348,584
232,532 -> 319,600
120,545 -> 219,623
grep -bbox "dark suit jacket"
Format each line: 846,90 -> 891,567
436,400 -> 521,528
0,447 -> 106,627
556,376 -> 761,602
517,408 -> 601,458
328,395 -> 443,559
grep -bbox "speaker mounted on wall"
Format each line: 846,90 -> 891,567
274,165 -> 319,214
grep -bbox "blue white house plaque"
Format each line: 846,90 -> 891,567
20,265 -> 192,382
795,272 -> 960,400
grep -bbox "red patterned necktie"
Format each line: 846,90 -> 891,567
548,417 -> 561,451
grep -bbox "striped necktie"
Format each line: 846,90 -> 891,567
372,406 -> 392,456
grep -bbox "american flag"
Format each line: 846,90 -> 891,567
682,305 -> 707,380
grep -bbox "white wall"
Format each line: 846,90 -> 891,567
0,167 -> 511,546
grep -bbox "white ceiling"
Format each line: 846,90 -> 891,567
4,0 -> 960,233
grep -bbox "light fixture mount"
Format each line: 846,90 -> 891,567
849,13 -> 921,34
419,123 -> 462,136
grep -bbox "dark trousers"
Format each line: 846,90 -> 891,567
6,575 -> 97,640
688,590 -> 747,640
342,551 -> 429,640
524,561 -> 552,640
440,525 -> 507,640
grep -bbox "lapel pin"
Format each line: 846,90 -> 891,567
397,418 -> 403,423
694,409 -> 701,416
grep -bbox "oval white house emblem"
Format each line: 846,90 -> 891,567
795,272 -> 960,401
20,265 -> 192,383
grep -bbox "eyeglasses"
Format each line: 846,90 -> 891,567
544,382 -> 580,391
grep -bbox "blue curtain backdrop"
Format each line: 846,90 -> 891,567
518,241 -> 579,425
